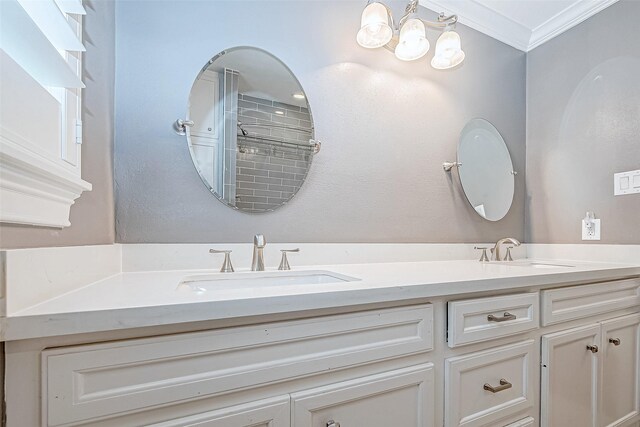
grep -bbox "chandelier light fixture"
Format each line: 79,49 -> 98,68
356,0 -> 465,70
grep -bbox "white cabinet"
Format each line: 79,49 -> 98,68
541,279 -> 640,326
445,340 -> 535,427
41,305 -> 433,426
448,292 -> 539,347
541,313 -> 640,427
291,364 -> 434,427
600,314 -> 640,427
189,70 -> 221,139
150,396 -> 290,427
541,324 -> 600,427
188,69 -> 223,193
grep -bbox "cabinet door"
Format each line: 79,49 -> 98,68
600,313 -> 640,427
541,324 -> 601,427
190,70 -> 220,139
291,364 -> 434,427
149,396 -> 290,427
445,340 -> 535,427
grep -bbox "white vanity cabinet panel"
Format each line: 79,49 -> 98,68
541,324 -> 601,427
541,278 -> 640,326
189,70 -> 220,140
600,313 -> 640,427
447,292 -> 539,347
444,340 -> 536,427
42,305 -> 433,426
291,364 -> 434,427
149,396 -> 290,427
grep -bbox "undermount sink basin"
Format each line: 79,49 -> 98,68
177,270 -> 360,293
499,261 -> 576,269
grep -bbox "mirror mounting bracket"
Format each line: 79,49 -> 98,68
442,161 -> 462,172
174,119 -> 194,136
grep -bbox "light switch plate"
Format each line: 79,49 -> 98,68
614,169 -> 640,195
582,219 -> 601,240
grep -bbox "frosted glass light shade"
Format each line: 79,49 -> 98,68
356,2 -> 393,49
431,30 -> 465,69
394,18 -> 430,61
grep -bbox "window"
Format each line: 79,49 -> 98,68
0,0 -> 91,227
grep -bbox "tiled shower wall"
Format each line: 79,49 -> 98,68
234,94 -> 314,212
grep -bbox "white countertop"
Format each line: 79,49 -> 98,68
2,259 -> 639,341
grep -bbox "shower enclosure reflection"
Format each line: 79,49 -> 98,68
185,47 -> 318,213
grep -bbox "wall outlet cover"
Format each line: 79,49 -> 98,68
582,218 -> 601,240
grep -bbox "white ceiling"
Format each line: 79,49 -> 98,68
420,0 -> 619,51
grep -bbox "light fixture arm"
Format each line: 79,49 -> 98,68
426,13 -> 458,29
368,0 -> 457,32
358,0 -> 464,69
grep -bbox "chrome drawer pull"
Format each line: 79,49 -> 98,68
609,338 -> 621,346
327,420 -> 341,427
484,378 -> 512,393
586,344 -> 599,353
487,312 -> 517,322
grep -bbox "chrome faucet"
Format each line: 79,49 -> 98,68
251,234 -> 266,271
492,237 -> 521,261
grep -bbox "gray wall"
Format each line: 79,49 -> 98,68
526,0 -> 640,244
115,0 -> 526,243
0,0 -> 116,249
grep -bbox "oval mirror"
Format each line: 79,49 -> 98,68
186,47 -> 316,213
457,118 -> 514,221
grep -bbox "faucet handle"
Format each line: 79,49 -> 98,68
474,246 -> 490,262
209,249 -> 234,273
504,246 -> 514,262
278,248 -> 300,271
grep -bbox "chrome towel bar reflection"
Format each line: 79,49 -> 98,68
238,134 -> 321,154
238,121 -> 313,134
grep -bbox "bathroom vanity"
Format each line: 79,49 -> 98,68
2,253 -> 639,427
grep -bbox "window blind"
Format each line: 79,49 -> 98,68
0,0 -> 85,90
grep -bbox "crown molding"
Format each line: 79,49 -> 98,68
420,0 -> 531,51
528,0 -> 619,51
0,127 -> 91,228
419,0 -> 619,52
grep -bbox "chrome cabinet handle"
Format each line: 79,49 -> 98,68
586,344 -> 599,353
327,420 -> 340,427
484,378 -> 512,393
487,312 -> 517,322
209,249 -> 234,273
609,338 -> 621,346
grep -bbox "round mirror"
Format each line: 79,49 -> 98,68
457,118 -> 514,221
186,47 -> 316,213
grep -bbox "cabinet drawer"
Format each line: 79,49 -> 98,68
291,364 -> 434,427
445,340 -> 535,427
541,278 -> 640,326
150,396 -> 290,427
448,293 -> 539,347
42,304 -> 433,426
